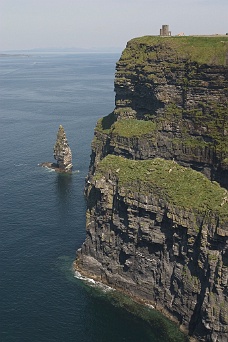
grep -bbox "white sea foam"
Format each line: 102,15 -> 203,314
39,165 -> 55,172
74,270 -> 114,293
14,163 -> 27,167
145,303 -> 155,309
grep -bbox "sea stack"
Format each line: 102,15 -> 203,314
53,125 -> 73,172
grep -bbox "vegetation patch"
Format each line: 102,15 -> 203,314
96,115 -> 157,138
111,119 -> 157,138
95,155 -> 228,223
180,137 -> 213,149
121,36 -> 228,66
190,102 -> 228,157
164,104 -> 183,119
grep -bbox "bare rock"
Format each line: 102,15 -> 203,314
53,125 -> 73,172
76,36 -> 228,341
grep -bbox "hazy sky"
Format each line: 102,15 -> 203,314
0,0 -> 227,51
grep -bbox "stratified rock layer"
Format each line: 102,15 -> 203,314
91,36 -> 228,189
53,125 -> 73,172
76,36 -> 228,341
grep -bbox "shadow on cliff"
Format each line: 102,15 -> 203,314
100,112 -> 116,130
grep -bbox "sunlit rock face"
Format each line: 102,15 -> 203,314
53,125 -> 73,172
75,36 -> 228,342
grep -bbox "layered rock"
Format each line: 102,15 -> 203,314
53,125 -> 73,172
91,36 -> 228,188
76,155 -> 228,341
75,36 -> 228,341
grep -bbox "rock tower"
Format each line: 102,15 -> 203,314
53,125 -> 73,172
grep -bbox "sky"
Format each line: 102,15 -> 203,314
0,0 -> 228,51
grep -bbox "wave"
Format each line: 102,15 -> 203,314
14,163 -> 28,167
72,170 -> 80,174
38,164 -> 80,174
38,164 -> 56,172
74,270 -> 115,293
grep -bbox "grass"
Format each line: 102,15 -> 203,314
121,36 -> 228,66
95,155 -> 228,223
111,119 -> 156,137
96,114 -> 157,138
189,102 -> 228,156
95,111 -> 227,162
176,137 -> 213,149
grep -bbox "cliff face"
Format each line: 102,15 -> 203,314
76,36 -> 228,341
92,36 -> 228,188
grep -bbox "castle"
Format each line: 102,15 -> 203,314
160,25 -> 171,36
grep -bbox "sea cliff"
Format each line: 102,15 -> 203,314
75,36 -> 228,341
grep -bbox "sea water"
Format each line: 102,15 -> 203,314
0,53 -> 187,342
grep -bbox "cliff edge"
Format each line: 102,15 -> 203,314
75,36 -> 228,342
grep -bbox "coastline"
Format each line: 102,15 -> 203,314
73,260 -> 197,342
38,162 -> 73,174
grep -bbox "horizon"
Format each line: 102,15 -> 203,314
2,33 -> 228,54
0,0 -> 227,52
0,46 -> 123,53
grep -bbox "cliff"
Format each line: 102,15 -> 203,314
92,36 -> 228,188
75,36 -> 228,341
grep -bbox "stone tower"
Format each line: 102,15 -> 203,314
160,25 -> 171,36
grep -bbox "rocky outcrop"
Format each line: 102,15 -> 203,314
40,125 -> 73,173
75,36 -> 228,341
53,125 -> 73,172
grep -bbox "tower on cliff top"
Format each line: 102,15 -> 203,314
160,25 -> 171,36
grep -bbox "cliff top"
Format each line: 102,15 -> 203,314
95,155 -> 228,226
121,35 -> 228,66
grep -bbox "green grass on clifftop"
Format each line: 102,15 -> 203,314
111,119 -> 156,137
121,36 -> 228,66
95,155 -> 228,223
96,114 -> 157,138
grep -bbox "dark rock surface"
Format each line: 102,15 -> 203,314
75,36 -> 228,341
76,161 -> 228,341
91,36 -> 228,189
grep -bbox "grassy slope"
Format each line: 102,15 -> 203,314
95,155 -> 228,224
121,36 -> 228,66
96,114 -> 156,137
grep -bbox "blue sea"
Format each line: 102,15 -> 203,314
0,53 -> 187,342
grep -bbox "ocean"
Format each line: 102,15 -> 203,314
0,53 -> 187,342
